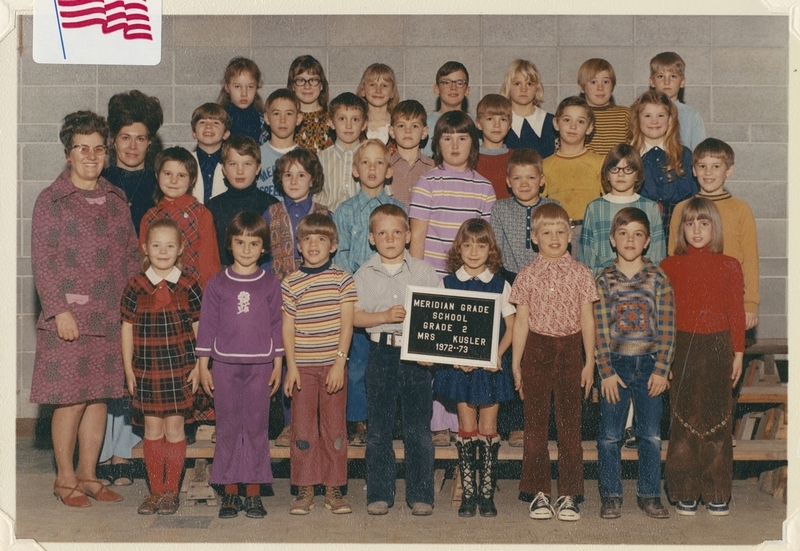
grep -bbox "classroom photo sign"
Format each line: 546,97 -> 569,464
401,286 -> 501,370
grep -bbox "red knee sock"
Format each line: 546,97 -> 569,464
458,429 -> 479,439
245,483 -> 260,497
163,439 -> 187,494
224,484 -> 239,495
143,437 -> 166,495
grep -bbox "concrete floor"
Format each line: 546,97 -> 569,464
14,437 -> 786,546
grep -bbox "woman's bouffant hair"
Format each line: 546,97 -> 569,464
107,90 -> 164,167
356,63 -> 400,112
287,55 -> 330,108
274,148 -> 325,197
628,90 -> 685,181
153,146 -> 199,202
672,197 -> 724,255
59,110 -> 109,154
601,144 -> 645,194
431,111 -> 480,171
217,57 -> 265,113
226,210 -> 270,252
446,218 -> 503,274
141,218 -> 184,273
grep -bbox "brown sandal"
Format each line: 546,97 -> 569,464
77,478 -> 124,502
53,483 -> 91,508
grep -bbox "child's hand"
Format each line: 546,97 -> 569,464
455,364 -> 477,373
417,361 -> 433,367
384,305 -> 406,324
581,364 -> 595,399
731,352 -> 744,388
745,311 -> 759,330
187,363 -> 200,394
199,367 -> 214,397
647,373 -> 668,397
268,365 -> 282,397
325,361 -> 345,394
55,311 -> 79,341
512,365 -> 523,400
284,366 -> 301,397
124,369 -> 136,397
600,374 -> 626,404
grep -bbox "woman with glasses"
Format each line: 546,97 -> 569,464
30,110 -> 140,507
578,144 -> 666,275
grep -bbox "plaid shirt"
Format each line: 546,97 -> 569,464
594,258 -> 675,379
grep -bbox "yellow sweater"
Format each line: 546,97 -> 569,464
668,192 -> 760,313
542,149 -> 604,220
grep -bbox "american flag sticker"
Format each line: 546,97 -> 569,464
33,0 -> 161,64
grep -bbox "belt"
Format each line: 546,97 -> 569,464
370,332 -> 403,348
570,219 -> 583,227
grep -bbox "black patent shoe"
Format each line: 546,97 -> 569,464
218,493 -> 242,519
244,495 -> 267,518
479,496 -> 497,517
458,494 -> 477,517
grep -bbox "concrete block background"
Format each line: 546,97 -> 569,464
16,14 -> 789,417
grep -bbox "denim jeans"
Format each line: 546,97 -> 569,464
365,341 -> 434,507
346,330 -> 369,422
598,353 -> 663,498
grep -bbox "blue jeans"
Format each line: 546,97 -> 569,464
346,330 -> 369,422
598,353 -> 663,498
365,341 -> 434,507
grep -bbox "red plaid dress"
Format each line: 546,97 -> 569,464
120,270 -> 203,423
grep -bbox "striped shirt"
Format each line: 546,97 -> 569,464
408,165 -> 496,276
281,262 -> 358,367
586,104 -> 630,157
317,141 -> 361,213
594,259 -> 675,379
578,194 -> 666,276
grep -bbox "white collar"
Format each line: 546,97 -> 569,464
603,193 -> 641,204
641,140 -> 664,155
145,266 -> 182,285
511,107 -> 547,138
455,266 -> 493,283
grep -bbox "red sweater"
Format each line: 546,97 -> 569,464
660,246 -> 745,352
477,150 -> 512,200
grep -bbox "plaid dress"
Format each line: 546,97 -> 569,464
120,269 -> 203,422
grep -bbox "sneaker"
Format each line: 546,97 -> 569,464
275,425 -> 292,448
244,495 -> 267,518
528,492 -> 555,520
157,491 -> 180,515
411,502 -> 433,516
324,486 -> 352,514
599,497 -> 622,519
367,501 -> 390,515
637,496 -> 670,519
348,422 -> 367,447
218,493 -> 242,519
137,492 -> 161,515
555,495 -> 581,521
707,501 -> 730,516
675,500 -> 698,516
289,485 -> 315,515
508,430 -> 524,447
623,426 -> 638,449
431,429 -> 451,447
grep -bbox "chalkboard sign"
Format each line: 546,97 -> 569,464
401,286 -> 501,370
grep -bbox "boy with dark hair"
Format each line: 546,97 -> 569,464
190,102 -> 232,204
388,100 -> 434,207
258,88 -> 302,197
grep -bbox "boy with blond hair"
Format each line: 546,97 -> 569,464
388,100 -> 434,207
668,138 -> 759,329
476,94 -> 514,200
510,202 -> 598,522
576,58 -> 630,157
353,204 -> 440,516
649,52 -> 706,150
258,88 -> 302,197
190,102 -> 231,204
317,92 -> 368,212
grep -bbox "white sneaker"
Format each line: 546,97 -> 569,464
555,495 -> 581,521
528,492 -> 555,519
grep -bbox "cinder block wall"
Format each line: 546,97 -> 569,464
16,15 -> 788,417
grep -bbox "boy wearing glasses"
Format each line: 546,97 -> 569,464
421,61 -> 471,156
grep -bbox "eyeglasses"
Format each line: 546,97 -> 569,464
438,79 -> 468,89
71,144 -> 108,156
608,166 -> 636,175
293,77 -> 321,87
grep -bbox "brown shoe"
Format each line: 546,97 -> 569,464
137,492 -> 162,515
157,491 -> 180,515
290,485 -> 315,515
600,497 -> 622,519
348,422 -> 367,447
637,496 -> 670,519
275,425 -> 293,448
431,429 -> 451,447
325,486 -> 352,514
508,430 -> 524,447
